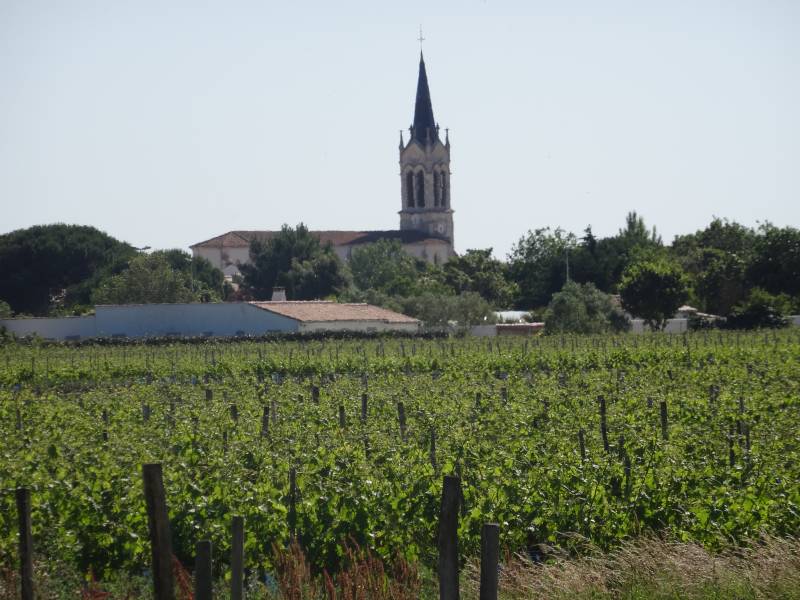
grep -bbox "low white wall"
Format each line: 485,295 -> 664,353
300,320 -> 420,333
469,325 -> 497,337
630,318 -> 689,333
789,315 -> 800,327
0,315 -> 96,340
95,303 -> 298,338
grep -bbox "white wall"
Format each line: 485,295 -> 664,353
0,315 -> 96,340
95,303 -> 298,338
469,325 -> 497,337
630,318 -> 689,333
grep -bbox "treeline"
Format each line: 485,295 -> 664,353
1,216 -> 798,331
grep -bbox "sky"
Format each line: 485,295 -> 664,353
1,0 -> 798,259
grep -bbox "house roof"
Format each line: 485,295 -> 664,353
191,229 -> 449,249
250,301 -> 420,324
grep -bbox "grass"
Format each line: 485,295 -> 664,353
3,534 -> 799,599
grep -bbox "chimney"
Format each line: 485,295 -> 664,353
271,287 -> 287,301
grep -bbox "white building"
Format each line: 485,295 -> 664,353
0,301 -> 420,341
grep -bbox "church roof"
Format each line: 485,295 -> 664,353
250,301 -> 420,324
411,53 -> 438,144
191,229 -> 449,249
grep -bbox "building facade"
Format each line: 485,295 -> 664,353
191,53 -> 456,277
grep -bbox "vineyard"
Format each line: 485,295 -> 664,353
1,331 -> 800,598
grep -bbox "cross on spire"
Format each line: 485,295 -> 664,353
418,25 -> 425,52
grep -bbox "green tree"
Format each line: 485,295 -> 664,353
724,288 -> 790,330
747,224 -> 800,297
544,281 -> 629,334
442,248 -> 517,308
149,249 -> 226,301
0,300 -> 11,318
92,254 -> 203,305
348,239 -> 430,296
240,224 -> 349,300
619,260 -> 689,330
508,227 -> 577,309
400,291 -> 494,329
0,224 -> 137,315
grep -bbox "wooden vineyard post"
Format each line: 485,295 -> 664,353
339,404 -> 346,428
479,523 -> 499,600
598,396 -> 610,453
142,463 -> 175,600
311,385 -> 320,403
578,428 -> 586,462
397,402 -> 407,442
194,540 -> 212,600
16,488 -> 34,600
361,393 -> 368,423
230,403 -> 238,423
231,516 -> 245,600
430,429 -> 437,471
438,475 -> 461,600
289,468 -> 298,539
261,405 -> 270,438
659,400 -> 669,441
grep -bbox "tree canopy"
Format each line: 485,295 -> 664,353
619,260 -> 689,330
544,281 -> 629,335
0,224 -> 137,315
240,224 -> 349,300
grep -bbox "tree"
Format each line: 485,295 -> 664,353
747,224 -> 800,297
442,248 -> 517,308
92,254 -> 203,305
0,300 -> 11,318
723,288 -> 790,330
508,227 -> 577,309
148,249 -> 226,302
619,260 -> 689,330
400,292 -> 494,329
544,281 -> 629,334
0,224 -> 137,315
240,224 -> 349,300
348,239 -> 433,297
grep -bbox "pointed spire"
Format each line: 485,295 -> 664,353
399,130 -> 404,149
412,52 -> 438,144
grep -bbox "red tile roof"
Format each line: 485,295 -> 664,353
250,301 -> 419,324
191,230 -> 449,249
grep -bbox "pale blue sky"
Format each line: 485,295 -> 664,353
1,1 -> 798,258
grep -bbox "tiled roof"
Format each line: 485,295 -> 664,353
250,301 -> 420,324
191,230 -> 448,249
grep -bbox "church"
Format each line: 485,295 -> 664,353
191,52 -> 456,278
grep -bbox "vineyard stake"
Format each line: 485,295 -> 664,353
598,396 -> 610,453
142,463 -> 174,600
578,429 -> 586,462
361,393 -> 368,423
289,468 -> 298,539
659,400 -> 669,441
430,429 -> 438,471
194,540 -> 212,600
398,402 -> 407,442
339,404 -> 346,428
479,523 -> 499,600
231,516 -> 245,600
438,475 -> 461,600
261,405 -> 270,438
16,488 -> 34,600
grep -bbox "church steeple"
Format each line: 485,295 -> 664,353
411,53 -> 438,145
399,51 -> 455,261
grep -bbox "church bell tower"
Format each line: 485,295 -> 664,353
399,53 -> 454,252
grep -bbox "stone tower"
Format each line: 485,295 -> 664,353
399,53 -> 455,255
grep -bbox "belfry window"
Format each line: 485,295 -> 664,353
433,172 -> 441,207
406,171 -> 415,208
441,172 -> 448,207
415,171 -> 425,207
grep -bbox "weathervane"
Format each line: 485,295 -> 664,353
418,25 -> 425,52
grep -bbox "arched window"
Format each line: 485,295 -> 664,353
405,171 -> 415,208
433,171 -> 441,207
416,171 -> 425,208
441,172 -> 448,207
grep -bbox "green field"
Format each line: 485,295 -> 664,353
1,331 -> 799,598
